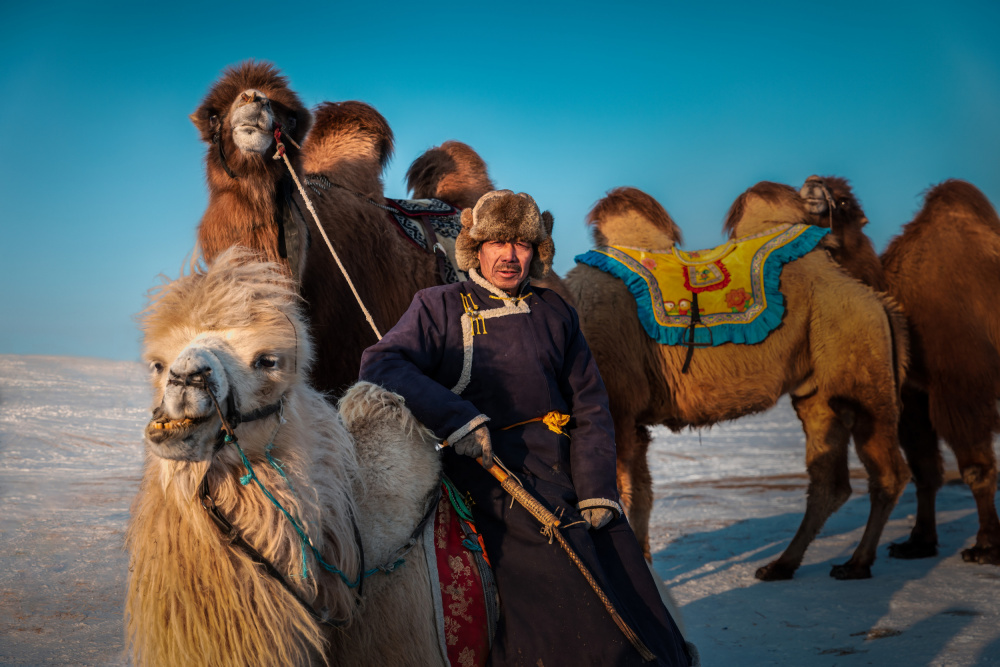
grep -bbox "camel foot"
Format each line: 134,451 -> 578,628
755,561 -> 796,581
961,545 -> 1000,565
888,538 -> 938,560
830,562 -> 872,580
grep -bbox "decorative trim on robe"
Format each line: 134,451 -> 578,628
445,414 -> 491,448
451,269 -> 533,395
577,497 -> 624,519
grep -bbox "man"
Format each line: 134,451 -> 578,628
360,190 -> 692,666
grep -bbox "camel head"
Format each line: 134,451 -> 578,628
723,181 -> 810,239
586,186 -> 682,249
191,61 -> 312,179
799,175 -> 869,230
139,248 -> 312,463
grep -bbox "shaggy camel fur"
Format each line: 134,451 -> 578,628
126,248 -> 444,667
565,184 -> 910,580
190,61 -> 313,283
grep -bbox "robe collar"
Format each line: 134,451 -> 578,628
468,268 -> 532,308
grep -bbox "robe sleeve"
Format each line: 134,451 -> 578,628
557,302 -> 621,505
359,289 -> 489,444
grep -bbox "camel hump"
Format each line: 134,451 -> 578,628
406,140 -> 496,210
587,187 -> 682,249
921,179 -> 1000,232
339,381 -> 437,446
724,181 -> 808,239
303,101 -> 395,175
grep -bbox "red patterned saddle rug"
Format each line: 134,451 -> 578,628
429,478 -> 498,666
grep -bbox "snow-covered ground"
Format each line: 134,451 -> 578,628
1,354 -> 998,666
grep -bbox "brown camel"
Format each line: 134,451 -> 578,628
193,64 -> 569,396
565,184 -> 910,580
127,248 -> 446,666
799,176 -> 1000,565
193,61 -> 442,397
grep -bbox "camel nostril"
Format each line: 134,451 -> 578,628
167,366 -> 213,387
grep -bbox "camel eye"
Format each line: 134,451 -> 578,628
254,354 -> 279,371
149,360 -> 165,375
286,114 -> 297,131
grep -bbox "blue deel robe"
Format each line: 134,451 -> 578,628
359,269 -> 691,667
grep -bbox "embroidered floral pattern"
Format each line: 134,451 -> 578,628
434,487 -> 491,666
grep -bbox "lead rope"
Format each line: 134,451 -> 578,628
272,126 -> 383,341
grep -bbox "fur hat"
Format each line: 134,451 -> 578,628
455,190 -> 555,279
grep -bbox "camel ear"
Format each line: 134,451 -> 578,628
190,107 -> 220,142
541,210 -> 554,237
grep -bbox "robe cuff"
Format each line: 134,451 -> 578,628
444,414 -> 490,446
577,498 -> 623,519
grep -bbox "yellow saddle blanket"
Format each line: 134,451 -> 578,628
574,224 -> 829,346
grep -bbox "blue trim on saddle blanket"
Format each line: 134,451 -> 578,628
574,224 -> 829,346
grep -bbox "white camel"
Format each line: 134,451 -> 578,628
125,247 -> 446,666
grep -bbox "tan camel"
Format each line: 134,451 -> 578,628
126,248 -> 446,666
804,176 -> 1000,565
565,184 -> 910,580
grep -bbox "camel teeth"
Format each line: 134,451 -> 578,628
151,419 -> 195,431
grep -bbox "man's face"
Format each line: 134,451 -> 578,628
478,240 -> 533,294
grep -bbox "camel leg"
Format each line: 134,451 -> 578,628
831,403 -> 909,579
955,443 -> 1000,564
942,424 -> 1000,564
615,419 -> 653,561
756,394 -> 852,581
924,381 -> 1000,564
630,425 -> 655,561
889,387 -> 943,559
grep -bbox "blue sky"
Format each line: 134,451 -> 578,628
2,1 -> 998,362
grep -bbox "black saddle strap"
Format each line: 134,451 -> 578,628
240,401 -> 282,425
681,292 -> 701,374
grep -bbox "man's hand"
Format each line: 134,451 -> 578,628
452,427 -> 493,467
581,507 -> 613,530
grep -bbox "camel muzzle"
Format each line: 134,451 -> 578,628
800,176 -> 833,217
230,89 -> 275,155
145,348 -> 236,459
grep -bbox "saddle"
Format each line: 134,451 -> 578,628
575,224 -> 829,347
